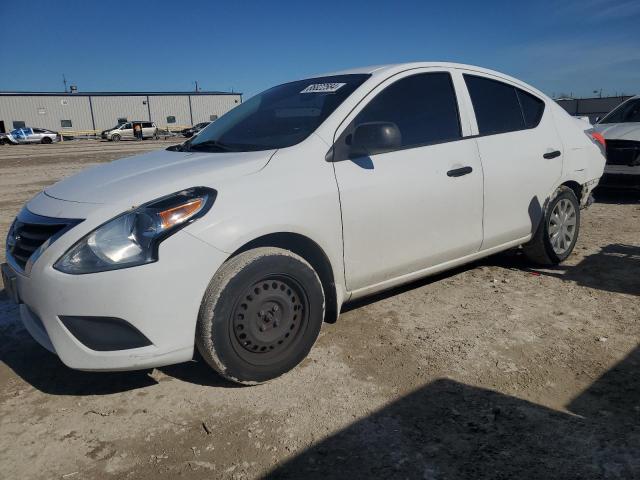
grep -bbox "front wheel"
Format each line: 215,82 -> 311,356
523,186 -> 580,265
196,247 -> 325,385
111,134 -> 121,142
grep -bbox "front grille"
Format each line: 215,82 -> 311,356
606,139 -> 640,166
6,209 -> 81,271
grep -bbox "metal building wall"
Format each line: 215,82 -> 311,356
90,96 -> 150,131
0,95 -> 93,133
190,94 -> 242,124
148,96 -> 192,130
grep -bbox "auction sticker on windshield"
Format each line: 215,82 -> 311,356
301,83 -> 346,93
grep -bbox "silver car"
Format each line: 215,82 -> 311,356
101,121 -> 158,141
0,127 -> 60,145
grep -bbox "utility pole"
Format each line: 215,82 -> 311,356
63,74 -> 68,93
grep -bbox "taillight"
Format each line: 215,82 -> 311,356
587,130 -> 606,156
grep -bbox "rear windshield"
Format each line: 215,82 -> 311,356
186,74 -> 370,152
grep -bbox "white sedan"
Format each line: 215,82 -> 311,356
2,62 -> 605,384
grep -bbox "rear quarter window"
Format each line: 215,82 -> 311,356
464,74 -> 524,135
516,89 -> 545,128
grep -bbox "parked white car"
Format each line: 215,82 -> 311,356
2,62 -> 605,384
593,95 -> 640,190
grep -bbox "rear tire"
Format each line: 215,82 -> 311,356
523,186 -> 580,265
196,247 -> 325,385
41,137 -> 52,144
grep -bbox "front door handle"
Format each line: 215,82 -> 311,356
543,150 -> 562,159
447,166 -> 473,177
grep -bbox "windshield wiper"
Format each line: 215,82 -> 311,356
188,140 -> 237,152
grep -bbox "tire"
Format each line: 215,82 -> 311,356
41,137 -> 52,144
111,134 -> 121,142
196,247 -> 325,385
523,186 -> 580,265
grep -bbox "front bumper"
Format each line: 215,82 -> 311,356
4,228 -> 228,371
598,165 -> 640,190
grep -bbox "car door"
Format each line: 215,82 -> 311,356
120,123 -> 133,139
461,72 -> 563,250
31,128 -> 45,143
332,70 -> 484,292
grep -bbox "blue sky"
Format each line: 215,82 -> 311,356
1,0 -> 638,99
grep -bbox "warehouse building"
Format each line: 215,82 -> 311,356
0,91 -> 242,134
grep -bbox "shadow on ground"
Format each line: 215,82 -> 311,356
267,346 -> 640,479
488,243 -> 640,297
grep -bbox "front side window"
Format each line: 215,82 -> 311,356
121,123 -> 132,130
349,72 -> 461,150
187,74 -> 370,152
600,99 -> 640,124
464,75 -> 525,135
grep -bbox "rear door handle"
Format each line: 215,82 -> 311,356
447,166 -> 473,177
543,150 -> 562,159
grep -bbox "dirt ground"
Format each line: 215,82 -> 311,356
0,140 -> 638,480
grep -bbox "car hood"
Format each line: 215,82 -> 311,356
44,148 -> 275,205
593,123 -> 640,141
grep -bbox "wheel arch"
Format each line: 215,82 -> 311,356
560,180 -> 583,203
228,232 -> 340,324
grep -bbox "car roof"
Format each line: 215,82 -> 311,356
312,61 -> 547,98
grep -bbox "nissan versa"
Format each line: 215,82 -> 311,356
2,63 -> 605,384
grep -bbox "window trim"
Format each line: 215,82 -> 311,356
462,73 -> 546,138
329,70 -> 464,162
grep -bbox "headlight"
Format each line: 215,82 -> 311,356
54,187 -> 216,274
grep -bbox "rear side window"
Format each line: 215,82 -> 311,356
352,72 -> 461,149
142,122 -> 153,128
517,90 -> 544,128
464,75 -> 525,135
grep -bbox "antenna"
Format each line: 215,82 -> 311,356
63,74 -> 68,93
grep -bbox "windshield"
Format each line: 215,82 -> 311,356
185,74 -> 370,152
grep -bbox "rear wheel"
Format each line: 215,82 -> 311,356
111,134 -> 121,142
523,186 -> 580,265
41,137 -> 52,144
196,247 -> 325,385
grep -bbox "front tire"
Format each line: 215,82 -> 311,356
111,134 -> 121,142
196,247 -> 325,385
523,186 -> 580,265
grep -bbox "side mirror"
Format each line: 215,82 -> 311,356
349,122 -> 401,158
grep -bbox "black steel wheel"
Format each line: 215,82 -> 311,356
196,247 -> 325,384
41,136 -> 52,144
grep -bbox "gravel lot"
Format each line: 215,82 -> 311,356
0,140 -> 639,479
